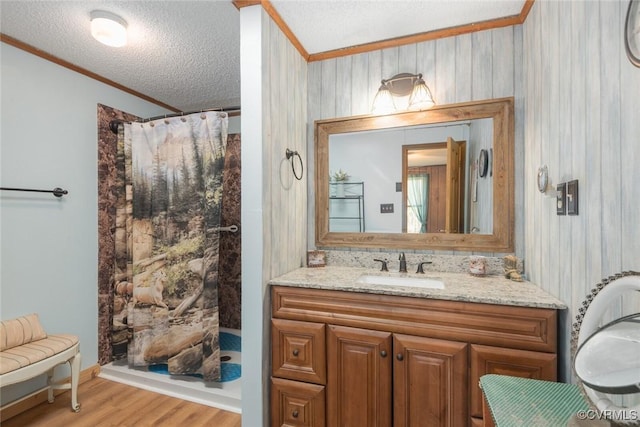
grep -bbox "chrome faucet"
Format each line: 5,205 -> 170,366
399,253 -> 407,273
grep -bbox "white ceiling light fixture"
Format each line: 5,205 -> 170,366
90,10 -> 127,47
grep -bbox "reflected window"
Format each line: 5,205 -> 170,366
407,174 -> 428,233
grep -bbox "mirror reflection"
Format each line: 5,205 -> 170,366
329,119 -> 493,235
404,140 -> 464,234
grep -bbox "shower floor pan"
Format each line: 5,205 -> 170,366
100,328 -> 241,414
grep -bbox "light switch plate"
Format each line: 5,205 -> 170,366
567,180 -> 579,215
380,203 -> 394,213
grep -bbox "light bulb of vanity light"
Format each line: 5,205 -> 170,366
408,76 -> 435,111
91,11 -> 128,47
371,82 -> 396,115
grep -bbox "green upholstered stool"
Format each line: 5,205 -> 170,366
480,374 -> 591,426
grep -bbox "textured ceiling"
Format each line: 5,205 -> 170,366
0,1 -> 526,112
271,0 -> 525,55
0,1 -> 241,112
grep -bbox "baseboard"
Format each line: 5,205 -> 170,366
0,364 -> 100,422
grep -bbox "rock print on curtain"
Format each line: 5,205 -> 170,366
118,112 -> 228,381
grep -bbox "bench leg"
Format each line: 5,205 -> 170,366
46,368 -> 55,403
69,352 -> 81,412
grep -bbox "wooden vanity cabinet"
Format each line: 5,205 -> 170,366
271,286 -> 558,427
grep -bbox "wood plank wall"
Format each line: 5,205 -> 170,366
262,11 -> 308,279
523,0 -> 640,380
306,26 -> 525,256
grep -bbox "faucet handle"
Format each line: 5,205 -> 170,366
373,259 -> 389,272
416,261 -> 433,274
398,252 -> 407,273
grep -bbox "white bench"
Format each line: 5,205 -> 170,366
0,314 -> 81,412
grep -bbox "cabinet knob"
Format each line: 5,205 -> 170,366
396,353 -> 404,361
380,350 -> 387,357
292,410 -> 299,418
292,349 -> 299,357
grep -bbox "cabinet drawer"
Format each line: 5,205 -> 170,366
272,318 -> 326,384
271,377 -> 326,427
469,344 -> 557,418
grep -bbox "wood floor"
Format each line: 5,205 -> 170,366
2,377 -> 242,427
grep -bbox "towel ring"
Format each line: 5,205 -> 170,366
286,149 -> 304,181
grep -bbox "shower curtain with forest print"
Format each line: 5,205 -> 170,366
120,112 -> 228,381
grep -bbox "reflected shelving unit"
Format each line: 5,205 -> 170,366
329,182 -> 365,232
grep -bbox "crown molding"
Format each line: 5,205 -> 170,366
234,0 -> 309,60
237,0 -> 536,63
0,33 -> 180,112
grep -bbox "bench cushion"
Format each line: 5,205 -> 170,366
0,314 -> 47,351
0,334 -> 79,375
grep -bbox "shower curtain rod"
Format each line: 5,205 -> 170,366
109,106 -> 240,134
144,106 -> 241,123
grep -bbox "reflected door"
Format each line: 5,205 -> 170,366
445,137 -> 466,233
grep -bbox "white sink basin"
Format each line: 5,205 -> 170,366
357,274 -> 445,289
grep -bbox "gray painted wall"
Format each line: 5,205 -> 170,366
307,26 -> 525,256
523,0 -> 640,380
0,43 -> 168,405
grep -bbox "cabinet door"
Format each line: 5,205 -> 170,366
272,318 -> 326,384
327,325 -> 392,427
271,377 -> 326,427
393,334 -> 468,427
469,344 -> 557,418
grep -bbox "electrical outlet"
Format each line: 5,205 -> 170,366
380,203 -> 394,213
557,183 -> 566,215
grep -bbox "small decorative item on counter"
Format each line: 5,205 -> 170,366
307,250 -> 326,268
469,256 -> 487,276
503,255 -> 523,282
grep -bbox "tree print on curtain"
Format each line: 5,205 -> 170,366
119,112 -> 227,381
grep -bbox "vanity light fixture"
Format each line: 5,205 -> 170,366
371,73 -> 435,114
90,11 -> 128,47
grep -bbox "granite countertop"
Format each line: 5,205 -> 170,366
269,266 -> 566,309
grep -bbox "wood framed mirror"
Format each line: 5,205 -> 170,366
315,97 -> 514,251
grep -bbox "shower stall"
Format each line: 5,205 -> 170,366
97,105 -> 242,412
